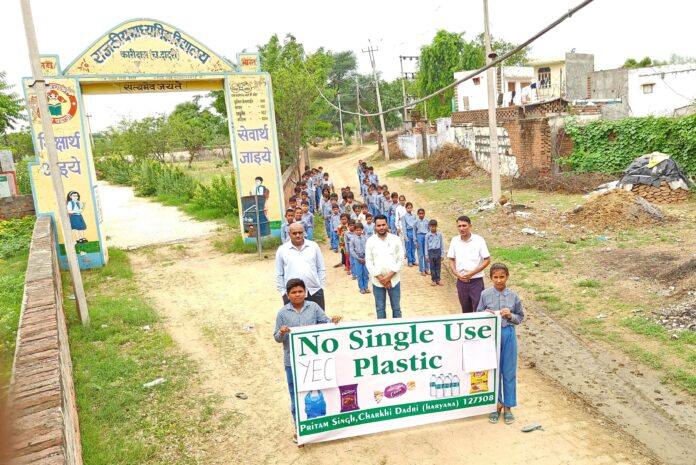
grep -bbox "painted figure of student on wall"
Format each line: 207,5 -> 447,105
254,176 -> 271,236
66,190 -> 88,243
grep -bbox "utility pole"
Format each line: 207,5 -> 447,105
363,40 -> 390,160
399,55 -> 419,129
483,0 -> 502,203
20,0 -> 90,325
355,75 -> 363,146
337,88 -> 345,145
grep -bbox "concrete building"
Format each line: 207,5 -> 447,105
528,52 -> 595,101
454,66 -> 534,111
589,63 -> 696,118
628,63 -> 696,117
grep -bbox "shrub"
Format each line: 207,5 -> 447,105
191,175 -> 237,216
95,156 -> 136,185
563,114 -> 696,176
14,159 -> 31,195
0,217 -> 35,259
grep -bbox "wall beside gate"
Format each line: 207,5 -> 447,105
8,216 -> 82,465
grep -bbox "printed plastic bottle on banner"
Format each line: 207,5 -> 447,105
429,374 -> 437,397
436,374 -> 444,398
443,374 -> 452,397
451,374 -> 461,396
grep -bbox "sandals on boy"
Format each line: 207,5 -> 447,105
504,411 -> 516,425
488,411 -> 501,423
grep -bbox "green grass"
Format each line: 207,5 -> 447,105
490,245 -> 550,265
65,248 -> 238,464
663,369 -> 696,395
172,159 -> 233,185
622,343 -> 664,369
622,317 -> 668,341
576,279 -> 602,288
0,252 -> 29,384
215,234 -> 282,254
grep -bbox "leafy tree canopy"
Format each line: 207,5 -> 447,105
0,71 -> 25,137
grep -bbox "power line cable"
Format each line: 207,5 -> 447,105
303,0 -> 595,118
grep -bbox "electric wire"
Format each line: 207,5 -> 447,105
303,0 -> 595,118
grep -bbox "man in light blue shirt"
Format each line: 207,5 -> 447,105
275,223 -> 327,309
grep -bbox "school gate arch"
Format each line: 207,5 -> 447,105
24,19 -> 284,269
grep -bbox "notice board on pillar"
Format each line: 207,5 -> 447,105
226,73 -> 284,241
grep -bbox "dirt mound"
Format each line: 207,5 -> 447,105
567,189 -> 665,229
512,170 -> 615,194
402,143 -> 479,180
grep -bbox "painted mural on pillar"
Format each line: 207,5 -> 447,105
23,77 -> 108,269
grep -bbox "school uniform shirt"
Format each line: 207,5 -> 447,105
343,201 -> 355,214
302,213 -> 314,229
274,300 -> 330,366
414,217 -> 430,235
281,222 -> 291,243
344,232 -> 354,255
365,232 -> 404,288
295,218 -> 308,233
275,239 -> 326,298
364,223 -> 375,237
349,234 -> 367,260
368,192 -> 379,208
320,199 -> 332,218
360,183 -> 369,200
387,201 -> 399,218
321,180 -> 334,191
357,213 -> 366,224
377,195 -> 388,214
425,231 -> 445,257
476,287 -> 524,328
400,212 -> 417,233
330,213 -> 342,231
395,205 -> 407,230
447,233 -> 490,279
368,173 -> 379,185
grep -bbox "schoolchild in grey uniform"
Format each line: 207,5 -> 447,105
425,219 -> 445,285
281,209 -> 294,244
414,208 -> 431,275
350,222 -> 370,293
400,202 -> 418,266
477,263 -> 524,425
301,201 -> 314,240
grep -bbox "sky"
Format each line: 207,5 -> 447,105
2,0 -> 694,131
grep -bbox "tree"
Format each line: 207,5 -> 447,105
1,130 -> 34,162
0,71 -> 24,137
415,30 -> 529,119
169,101 -> 217,167
258,34 -> 333,166
623,56 -> 655,68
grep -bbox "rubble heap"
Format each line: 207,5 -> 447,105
567,189 -> 664,229
619,152 -> 692,204
651,297 -> 696,333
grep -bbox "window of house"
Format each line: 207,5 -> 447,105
473,77 -> 481,85
642,83 -> 655,94
538,67 -> 551,88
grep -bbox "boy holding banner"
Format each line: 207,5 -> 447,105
477,263 -> 524,425
274,278 -> 341,443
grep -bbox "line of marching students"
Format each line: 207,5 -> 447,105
277,160 -> 525,430
280,159 -> 447,294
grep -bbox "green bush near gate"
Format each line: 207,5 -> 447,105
563,114 -> 696,177
95,157 -> 238,220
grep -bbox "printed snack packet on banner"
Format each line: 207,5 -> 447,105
470,371 -> 489,394
374,381 -> 416,403
340,384 -> 360,412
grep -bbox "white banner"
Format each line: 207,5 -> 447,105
289,313 -> 501,445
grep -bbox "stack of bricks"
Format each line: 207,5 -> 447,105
8,216 -> 83,465
631,182 -> 692,203
0,195 -> 35,220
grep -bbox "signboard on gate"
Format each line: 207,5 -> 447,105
289,313 -> 501,445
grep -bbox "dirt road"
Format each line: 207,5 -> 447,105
99,180 -> 219,249
129,145 -> 658,464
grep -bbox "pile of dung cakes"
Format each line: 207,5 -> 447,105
566,189 -> 665,230
631,182 -> 692,204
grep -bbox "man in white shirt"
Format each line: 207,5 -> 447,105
365,214 -> 405,319
447,215 -> 491,313
275,223 -> 327,309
